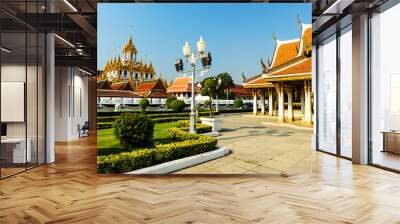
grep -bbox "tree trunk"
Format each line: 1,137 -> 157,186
209,97 -> 213,117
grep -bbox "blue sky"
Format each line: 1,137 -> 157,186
98,3 -> 311,84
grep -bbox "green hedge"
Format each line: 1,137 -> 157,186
218,108 -> 252,113
97,128 -> 217,173
97,109 -> 250,117
97,111 -> 218,123
97,122 -> 113,129
97,117 -> 187,129
178,125 -> 212,134
177,120 -> 211,134
152,117 -> 188,124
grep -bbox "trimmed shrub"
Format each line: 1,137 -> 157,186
177,120 -> 190,127
178,124 -> 212,134
139,98 -> 150,113
97,148 -> 155,173
233,99 -> 243,109
98,146 -> 146,156
170,100 -> 186,112
177,120 -> 211,134
203,100 -> 211,106
113,113 -> 154,148
166,95 -> 177,109
97,128 -> 217,173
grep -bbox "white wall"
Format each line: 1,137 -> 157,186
55,67 -> 89,141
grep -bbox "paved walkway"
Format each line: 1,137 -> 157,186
175,113 -> 313,174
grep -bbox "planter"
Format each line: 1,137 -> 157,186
200,117 -> 223,131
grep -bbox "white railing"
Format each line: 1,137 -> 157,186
98,97 -> 252,106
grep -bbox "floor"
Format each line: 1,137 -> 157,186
372,150 -> 400,171
176,114 -> 313,174
1,136 -> 400,222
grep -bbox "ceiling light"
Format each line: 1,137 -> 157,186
54,34 -> 75,48
1,47 -> 11,53
63,0 -> 78,12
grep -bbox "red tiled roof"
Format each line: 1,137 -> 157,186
146,91 -> 172,98
137,79 -> 165,92
167,77 -> 200,93
262,23 -> 312,81
230,85 -> 252,97
243,75 -> 273,88
135,79 -> 170,98
111,82 -> 133,91
270,39 -> 300,69
264,57 -> 311,81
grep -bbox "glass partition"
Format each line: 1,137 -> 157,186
339,25 -> 352,158
370,3 -> 400,171
0,1 -> 46,179
317,34 -> 337,154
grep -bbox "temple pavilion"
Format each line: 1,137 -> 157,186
244,22 -> 312,123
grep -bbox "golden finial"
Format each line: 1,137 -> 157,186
272,32 -> 277,41
297,14 -> 302,25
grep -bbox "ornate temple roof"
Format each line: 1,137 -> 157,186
244,22 -> 312,87
270,39 -> 300,69
111,82 -> 133,91
167,77 -> 200,93
136,79 -> 171,98
123,36 -> 137,55
264,57 -> 311,81
230,84 -> 253,97
263,23 -> 312,82
243,74 -> 273,89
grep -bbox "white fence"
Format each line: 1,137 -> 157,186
98,97 -> 253,106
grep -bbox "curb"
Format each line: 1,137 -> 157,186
125,147 -> 230,175
201,131 -> 220,137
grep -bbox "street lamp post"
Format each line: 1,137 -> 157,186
175,37 -> 212,134
216,78 -> 222,112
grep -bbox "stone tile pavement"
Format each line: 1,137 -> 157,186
174,113 -> 313,175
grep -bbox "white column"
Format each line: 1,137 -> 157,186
252,89 -> 258,115
46,28 -> 55,163
300,88 -> 305,114
268,88 -> 274,116
275,83 -> 285,121
215,96 -> 219,112
260,89 -> 265,115
304,80 -> 312,122
286,87 -> 294,121
352,14 -> 369,165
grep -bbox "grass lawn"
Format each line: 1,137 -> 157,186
97,122 -> 179,150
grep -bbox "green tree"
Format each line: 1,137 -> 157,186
216,72 -> 234,99
139,98 -> 150,114
201,77 -> 222,117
